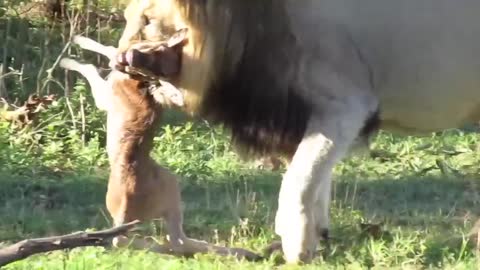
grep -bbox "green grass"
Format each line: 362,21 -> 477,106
2,117 -> 480,269
3,2 -> 480,267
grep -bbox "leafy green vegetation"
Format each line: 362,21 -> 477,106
2,1 -> 480,269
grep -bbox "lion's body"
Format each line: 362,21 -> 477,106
306,0 -> 480,134
118,0 -> 480,263
120,0 -> 480,137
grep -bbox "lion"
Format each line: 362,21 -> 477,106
113,0 -> 480,264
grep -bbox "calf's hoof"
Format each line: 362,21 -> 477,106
112,235 -> 130,248
228,247 -> 264,262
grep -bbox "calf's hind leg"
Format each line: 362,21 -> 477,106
160,169 -> 262,260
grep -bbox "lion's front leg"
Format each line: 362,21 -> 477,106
275,94 -> 378,264
274,123 -> 334,264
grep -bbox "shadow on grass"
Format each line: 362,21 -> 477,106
331,174 -> 480,266
0,168 -> 109,241
334,175 -> 480,224
178,170 -> 480,266
1,164 -> 479,266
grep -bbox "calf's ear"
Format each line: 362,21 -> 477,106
167,28 -> 189,49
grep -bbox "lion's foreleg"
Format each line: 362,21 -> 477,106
275,94 -> 378,264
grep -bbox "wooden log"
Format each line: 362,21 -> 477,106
0,220 -> 141,267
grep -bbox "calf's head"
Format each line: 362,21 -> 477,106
114,28 -> 189,80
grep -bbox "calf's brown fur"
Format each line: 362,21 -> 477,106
59,36 -> 261,260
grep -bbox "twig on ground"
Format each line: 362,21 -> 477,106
0,220 -> 141,268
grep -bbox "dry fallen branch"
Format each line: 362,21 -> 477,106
0,94 -> 57,127
0,220 -> 141,267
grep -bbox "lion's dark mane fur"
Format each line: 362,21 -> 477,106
173,0 -> 379,157
175,0 -> 313,157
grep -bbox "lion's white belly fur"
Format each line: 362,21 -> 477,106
287,0 -> 480,135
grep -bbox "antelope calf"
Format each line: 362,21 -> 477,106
59,35 -> 260,260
